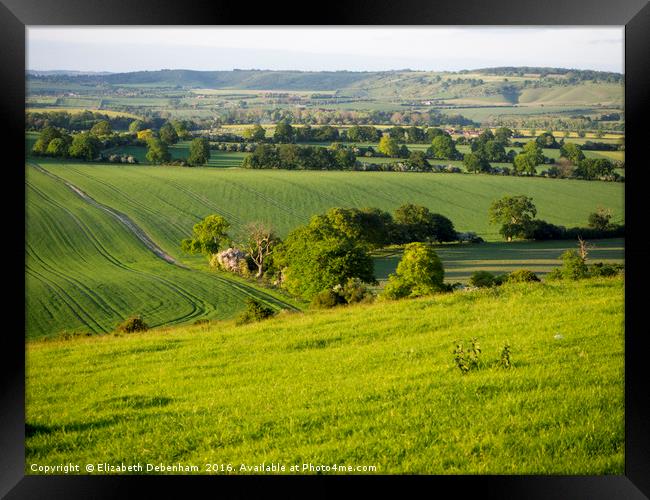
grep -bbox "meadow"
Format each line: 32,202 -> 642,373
25,164 -> 300,339
26,276 -> 624,474
26,160 -> 623,339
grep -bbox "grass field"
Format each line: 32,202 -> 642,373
373,239 -> 624,285
34,163 -> 624,244
26,276 -> 624,474
26,165 -> 300,339
104,143 -> 248,167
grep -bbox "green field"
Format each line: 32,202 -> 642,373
373,239 -> 624,285
26,165 -> 299,339
26,276 -> 624,474
33,163 -> 624,244
104,142 -> 249,167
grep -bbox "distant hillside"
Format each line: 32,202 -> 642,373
27,67 -> 623,97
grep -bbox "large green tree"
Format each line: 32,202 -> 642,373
393,204 -> 457,243
378,135 -> 400,157
383,242 -> 445,299
145,138 -> 171,164
68,132 -> 101,161
273,121 -> 294,143
430,134 -> 459,160
187,137 -> 211,166
180,214 -> 231,256
90,120 -> 112,137
244,124 -> 266,142
488,195 -> 537,241
159,122 -> 179,145
275,215 -> 376,300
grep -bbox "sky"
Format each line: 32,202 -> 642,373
26,27 -> 624,74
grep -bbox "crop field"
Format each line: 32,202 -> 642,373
25,165 -> 300,339
373,239 -> 624,285
33,163 -> 624,245
26,276 -> 624,474
104,143 -> 248,167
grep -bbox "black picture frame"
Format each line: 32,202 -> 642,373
3,1 -> 649,497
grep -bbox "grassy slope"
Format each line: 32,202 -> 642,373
26,276 -> 624,474
26,165 -> 300,339
37,163 -> 624,246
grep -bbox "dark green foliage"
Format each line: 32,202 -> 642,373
559,142 -> 585,165
558,249 -> 589,280
277,215 -> 377,301
145,138 -> 171,164
187,137 -> 211,166
535,131 -> 558,148
236,298 -> 276,325
587,208 -> 613,231
469,270 -> 497,288
498,343 -> 512,369
454,338 -> 481,374
506,269 -> 540,283
488,195 -> 537,242
574,158 -> 614,180
242,143 -> 356,170
117,315 -> 149,333
90,120 -> 112,137
273,120 -> 294,143
589,262 -> 623,277
463,152 -> 491,173
159,122 -> 179,145
310,289 -> 345,309
68,132 -> 101,161
430,133 -> 460,160
393,204 -> 457,244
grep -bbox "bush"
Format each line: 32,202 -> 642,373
338,277 -> 375,304
506,269 -> 540,283
469,270 -> 496,288
589,262 -> 623,277
236,298 -> 275,325
310,289 -> 345,309
117,315 -> 149,333
382,242 -> 446,300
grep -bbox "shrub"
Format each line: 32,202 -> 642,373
310,289 -> 345,309
469,270 -> 496,288
589,262 -> 623,277
117,315 -> 149,333
454,338 -> 481,374
339,277 -> 375,304
498,343 -> 512,369
559,249 -> 589,280
506,269 -> 540,283
382,242 -> 445,299
236,298 -> 275,325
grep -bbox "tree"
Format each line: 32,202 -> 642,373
180,214 -> 230,257
383,243 -> 445,299
488,195 -> 537,242
159,122 -> 179,145
137,129 -> 155,142
464,152 -> 490,173
243,222 -> 278,278
588,207 -> 613,230
90,120 -> 112,137
559,142 -> 585,165
243,124 -> 266,142
68,132 -> 101,161
512,152 -> 537,176
276,220 -> 376,301
378,134 -> 400,157
45,137 -> 70,157
171,120 -> 190,139
32,126 -> 62,155
574,158 -> 614,180
430,134 -> 459,160
394,204 -> 456,243
145,138 -> 171,164
273,120 -> 294,143
535,131 -> 558,148
187,137 -> 210,166
408,150 -> 430,170
129,120 -> 146,133
494,127 -> 513,145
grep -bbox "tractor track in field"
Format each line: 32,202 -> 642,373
28,162 -> 301,314
30,162 -> 184,268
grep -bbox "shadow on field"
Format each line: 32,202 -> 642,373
26,418 -> 121,437
97,395 -> 174,410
